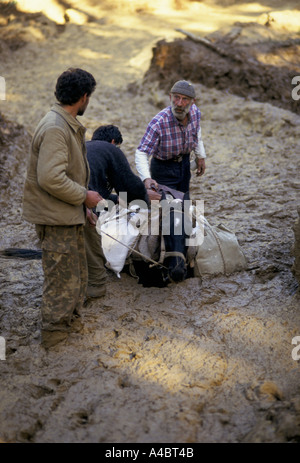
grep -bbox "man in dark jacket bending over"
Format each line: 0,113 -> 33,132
85,125 -> 149,298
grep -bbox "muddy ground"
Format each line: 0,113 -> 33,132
0,0 -> 300,444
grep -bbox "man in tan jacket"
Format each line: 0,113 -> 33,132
23,68 -> 102,349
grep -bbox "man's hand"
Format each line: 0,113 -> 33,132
84,190 -> 103,208
86,207 -> 98,227
144,178 -> 161,201
196,158 -> 206,177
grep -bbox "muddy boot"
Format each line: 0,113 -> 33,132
41,330 -> 68,349
86,285 -> 106,298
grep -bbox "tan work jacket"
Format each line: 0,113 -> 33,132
23,103 -> 89,226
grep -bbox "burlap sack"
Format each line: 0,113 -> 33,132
194,218 -> 247,277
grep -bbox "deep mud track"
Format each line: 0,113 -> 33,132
0,0 -> 299,443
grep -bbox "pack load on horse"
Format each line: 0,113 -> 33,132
96,190 -> 198,287
96,186 -> 247,287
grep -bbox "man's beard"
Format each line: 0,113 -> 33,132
171,101 -> 192,121
77,106 -> 86,116
77,99 -> 89,116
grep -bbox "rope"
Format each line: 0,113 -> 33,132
100,228 -> 168,269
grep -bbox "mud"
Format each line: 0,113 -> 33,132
0,0 -> 300,443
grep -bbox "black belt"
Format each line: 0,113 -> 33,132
153,153 -> 189,163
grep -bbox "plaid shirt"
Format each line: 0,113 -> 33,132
137,104 -> 201,160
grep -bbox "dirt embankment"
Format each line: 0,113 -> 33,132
0,0 -> 300,444
143,20 -> 300,115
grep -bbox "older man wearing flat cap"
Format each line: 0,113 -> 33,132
135,80 -> 206,199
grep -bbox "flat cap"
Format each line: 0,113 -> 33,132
170,80 -> 195,98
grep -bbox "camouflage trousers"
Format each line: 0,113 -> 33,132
35,224 -> 87,332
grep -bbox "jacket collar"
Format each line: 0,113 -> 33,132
51,103 -> 86,134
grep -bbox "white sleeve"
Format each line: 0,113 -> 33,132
194,126 -> 206,159
135,149 -> 151,181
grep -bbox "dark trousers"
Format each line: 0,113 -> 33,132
150,154 -> 191,193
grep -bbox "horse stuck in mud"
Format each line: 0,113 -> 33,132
1,191 -> 200,288
97,190 -> 198,287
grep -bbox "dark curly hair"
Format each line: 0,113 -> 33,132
54,68 -> 96,105
92,125 -> 123,145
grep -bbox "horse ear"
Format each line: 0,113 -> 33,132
183,191 -> 190,201
182,191 -> 190,210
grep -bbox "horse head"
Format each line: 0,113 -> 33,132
128,190 -> 194,287
159,191 -> 193,284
